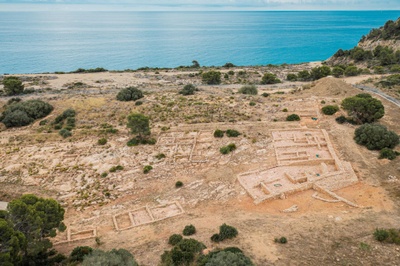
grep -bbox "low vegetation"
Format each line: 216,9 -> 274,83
116,87 -> 144,102
286,114 -> 300,121
321,105 -> 339,115
2,76 -> 25,96
211,223 -> 238,242
183,224 -> 196,236
179,84 -> 198,95
373,228 -> 400,245
220,143 -> 236,154
202,70 -> 221,85
261,72 -> 281,84
238,85 -> 258,95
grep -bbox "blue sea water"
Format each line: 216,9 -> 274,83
0,11 -> 399,74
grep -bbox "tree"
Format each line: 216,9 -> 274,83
82,249 -> 138,266
1,194 -> 65,264
286,73 -> 297,81
238,85 -> 258,95
0,219 -> 26,266
341,94 -> 384,124
191,60 -> 200,68
354,124 -> 399,150
332,66 -> 344,77
205,251 -> 254,266
261,73 -> 281,84
116,87 -> 144,102
126,113 -> 150,138
2,76 -> 24,96
344,66 -> 360,76
310,66 -> 331,80
0,99 -> 53,128
179,84 -> 197,95
321,105 -> 339,115
202,71 -> 221,85
70,246 -> 93,262
297,70 -> 311,81
286,114 -> 300,121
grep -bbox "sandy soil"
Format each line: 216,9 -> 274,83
1,70 -> 400,265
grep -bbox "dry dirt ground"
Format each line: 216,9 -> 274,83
1,69 -> 400,265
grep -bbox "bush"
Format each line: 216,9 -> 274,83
274,237 -> 288,244
143,165 -> 153,174
135,101 -> 143,106
183,224 -> 196,236
202,71 -> 221,85
218,224 -> 238,241
297,70 -> 311,81
179,84 -> 197,95
175,181 -> 183,188
168,234 -> 183,246
261,92 -> 270,97
379,148 -> 398,160
116,87 -> 144,101
204,251 -> 254,266
59,129 -> 72,138
261,73 -> 281,84
98,138 -> 107,145
374,66 -> 386,74
155,153 -> 166,160
374,229 -> 389,242
344,66 -> 360,76
286,73 -> 297,81
214,129 -> 224,138
70,246 -> 93,262
321,105 -> 339,115
127,113 -> 150,137
286,114 -> 300,121
1,109 -> 33,127
226,129 -> 241,137
220,143 -> 236,154
238,85 -> 258,95
110,165 -> 123,172
332,66 -> 344,77
82,249 -> 138,266
336,115 -> 347,124
310,66 -> 331,80
354,124 -> 399,150
2,76 -> 24,96
341,94 -> 384,124
211,233 -> 221,242
249,101 -> 256,106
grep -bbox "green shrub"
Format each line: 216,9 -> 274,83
177,238 -> 206,253
2,76 -> 24,96
238,85 -> 258,95
286,73 -> 297,81
379,148 -> 398,160
286,114 -> 300,121
214,129 -> 225,138
204,251 -> 254,266
374,229 -> 389,242
135,101 -> 143,106
7,97 -> 21,105
374,66 -> 386,74
70,246 -> 93,262
220,143 -> 236,154
175,181 -> 183,188
226,129 -> 241,137
261,92 -> 270,97
81,249 -> 138,266
332,66 -> 345,77
168,234 -> 183,246
179,84 -> 197,95
341,94 -> 384,124
109,165 -> 123,172
390,65 -> 400,73
54,124 -> 62,130
297,70 -> 311,81
143,165 -> 153,174
261,73 -> 281,84
101,172 -> 108,178
321,105 -> 339,115
98,138 -> 107,145
1,109 -> 33,127
249,101 -> 256,106
155,153 -> 166,160
282,108 -> 288,112
183,224 -> 196,236
354,124 -> 399,150
59,129 -> 72,138
336,115 -> 347,124
211,233 -> 221,242
310,65 -> 331,80
344,66 -> 360,76
218,223 -> 238,241
116,87 -> 144,101
39,119 -> 48,126
202,71 -> 221,85
274,237 -> 288,244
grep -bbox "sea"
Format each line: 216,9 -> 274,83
0,11 -> 399,74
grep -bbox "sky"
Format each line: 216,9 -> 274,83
0,0 -> 399,11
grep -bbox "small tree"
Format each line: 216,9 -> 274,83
261,73 -> 281,84
238,85 -> 258,95
202,71 -> 221,85
297,70 -> 311,81
310,66 -> 331,80
332,66 -> 344,77
116,87 -> 144,102
286,114 -> 300,121
354,124 -> 399,150
344,66 -> 360,76
286,73 -> 297,81
127,113 -> 150,138
341,94 -> 384,124
205,251 -> 254,266
321,105 -> 339,115
82,249 -> 138,266
183,224 -> 196,236
179,84 -> 197,95
2,76 -> 24,96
